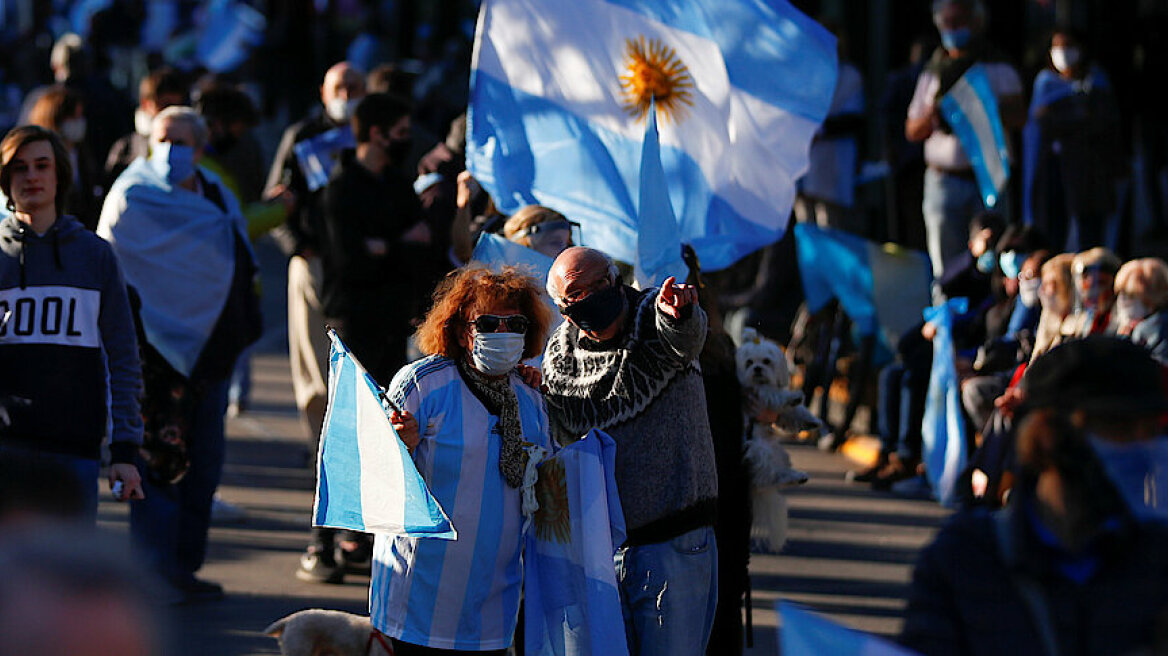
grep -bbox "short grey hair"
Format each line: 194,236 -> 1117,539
153,106 -> 209,150
545,249 -> 620,305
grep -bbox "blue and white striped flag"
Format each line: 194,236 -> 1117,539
921,298 -> 970,508
939,64 -> 1011,209
196,0 -> 267,73
312,330 -> 456,538
525,430 -> 628,656
293,126 -> 356,193
779,601 -> 917,655
471,232 -> 556,288
468,0 -> 837,272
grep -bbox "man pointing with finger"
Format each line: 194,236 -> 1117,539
542,246 -> 719,656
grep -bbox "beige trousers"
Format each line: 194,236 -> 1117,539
287,255 -> 329,443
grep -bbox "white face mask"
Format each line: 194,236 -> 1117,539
1116,294 -> 1151,326
325,97 -> 359,123
1019,277 -> 1041,308
1051,46 -> 1081,74
134,108 -> 154,137
60,117 -> 86,144
471,332 -> 525,376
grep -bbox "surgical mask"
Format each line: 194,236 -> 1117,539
325,97 -> 359,123
1051,46 -> 1081,74
60,117 -> 86,144
940,27 -> 972,51
134,109 -> 153,137
1089,435 -> 1168,525
1019,277 -> 1041,307
976,250 -> 997,274
386,137 -> 412,164
471,332 -> 526,376
149,142 -> 196,186
561,283 -> 625,334
1116,294 -> 1151,326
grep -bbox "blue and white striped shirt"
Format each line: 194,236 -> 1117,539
372,356 -> 550,650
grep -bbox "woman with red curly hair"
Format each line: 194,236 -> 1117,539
372,265 -> 552,655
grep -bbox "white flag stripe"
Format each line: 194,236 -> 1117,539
356,367 -> 407,533
948,77 -> 1008,195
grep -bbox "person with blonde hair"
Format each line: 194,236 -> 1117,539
373,266 -> 552,654
1115,257 -> 1168,363
1031,253 -> 1076,363
501,204 -> 575,259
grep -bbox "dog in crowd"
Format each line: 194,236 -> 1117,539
265,609 -> 392,656
736,328 -> 820,552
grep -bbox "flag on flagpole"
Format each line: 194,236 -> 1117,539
794,224 -> 933,355
634,100 -> 687,288
939,64 -> 1011,209
779,601 -> 918,655
921,298 -> 970,508
312,330 -> 456,538
468,0 -> 837,272
525,430 -> 628,656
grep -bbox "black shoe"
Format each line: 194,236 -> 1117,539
169,576 -> 225,604
296,545 -> 344,584
336,534 -> 373,575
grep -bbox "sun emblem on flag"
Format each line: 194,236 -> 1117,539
619,36 -> 694,124
534,458 -> 571,544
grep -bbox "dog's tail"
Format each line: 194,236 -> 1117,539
263,616 -> 289,637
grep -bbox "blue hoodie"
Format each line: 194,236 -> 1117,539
0,214 -> 143,462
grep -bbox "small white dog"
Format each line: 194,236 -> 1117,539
736,328 -> 820,552
265,609 -> 392,656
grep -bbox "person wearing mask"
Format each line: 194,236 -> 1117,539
501,205 -> 576,260
28,85 -> 101,230
542,247 -> 718,655
376,266 -> 553,654
297,92 -> 428,584
1023,27 -> 1123,252
1068,247 -> 1122,337
901,336 -> 1168,655
99,106 -> 261,604
104,67 -> 189,188
1115,257 -> 1168,363
905,0 -> 1025,279
0,125 -> 144,519
1030,253 -> 1076,363
265,62 -> 365,467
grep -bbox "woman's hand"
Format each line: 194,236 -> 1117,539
108,463 -> 145,501
391,409 -> 420,452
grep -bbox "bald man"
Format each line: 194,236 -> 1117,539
542,247 -> 719,656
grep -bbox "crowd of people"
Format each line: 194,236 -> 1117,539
1,0 -> 1167,655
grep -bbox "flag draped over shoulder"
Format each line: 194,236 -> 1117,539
468,0 -> 837,272
525,430 -> 628,656
293,126 -> 356,193
794,224 -> 932,354
312,330 -> 456,538
939,64 -> 1011,209
779,601 -> 918,655
921,298 -> 970,508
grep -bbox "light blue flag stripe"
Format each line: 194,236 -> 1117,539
779,601 -> 918,655
921,298 -> 970,508
939,64 -> 1011,208
634,102 -> 687,288
312,332 -> 456,537
293,126 -> 356,193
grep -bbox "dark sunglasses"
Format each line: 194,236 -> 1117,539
470,314 -> 530,334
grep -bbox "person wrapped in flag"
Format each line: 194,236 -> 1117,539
377,266 -> 553,654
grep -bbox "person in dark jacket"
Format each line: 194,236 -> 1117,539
0,125 -> 144,518
900,336 -> 1168,656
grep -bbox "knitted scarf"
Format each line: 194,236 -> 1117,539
457,359 -> 526,488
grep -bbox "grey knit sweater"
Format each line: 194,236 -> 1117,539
542,286 -> 718,542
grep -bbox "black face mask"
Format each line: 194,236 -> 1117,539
562,283 -> 625,333
386,138 -> 412,164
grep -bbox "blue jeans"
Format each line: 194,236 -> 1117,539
0,445 -> 99,522
131,379 -> 229,584
614,526 -> 718,656
923,168 -> 982,279
877,357 -> 930,462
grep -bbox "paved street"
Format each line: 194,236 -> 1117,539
92,239 -> 951,655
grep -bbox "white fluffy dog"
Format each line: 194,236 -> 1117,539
736,328 -> 820,552
265,609 -> 392,656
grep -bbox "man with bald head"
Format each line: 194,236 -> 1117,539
542,246 -> 720,655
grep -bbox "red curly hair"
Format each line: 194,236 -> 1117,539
415,266 -> 552,360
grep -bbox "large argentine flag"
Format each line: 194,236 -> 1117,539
939,64 -> 1011,209
525,430 -> 628,656
312,331 -> 456,538
468,0 -> 837,272
921,298 -> 970,508
779,601 -> 917,655
794,224 -> 932,355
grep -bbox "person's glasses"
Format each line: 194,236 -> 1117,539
470,314 -> 530,334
